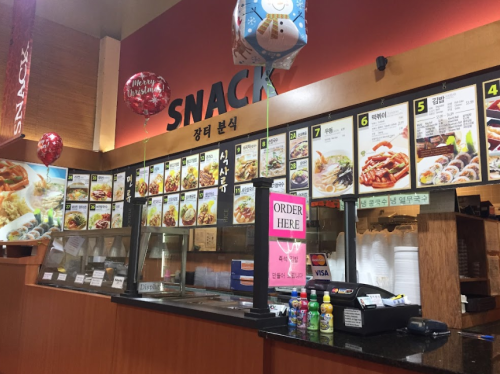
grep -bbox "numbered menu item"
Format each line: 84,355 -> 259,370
199,150 -> 219,187
233,183 -> 256,224
311,117 -> 354,198
235,140 -> 258,183
113,172 -> 125,201
162,194 -> 179,227
135,167 -> 149,197
147,196 -> 163,227
181,154 -> 199,191
149,163 -> 164,195
291,190 -> 310,220
64,203 -> 88,230
290,158 -> 309,190
483,78 -> 500,180
164,159 -> 181,193
197,188 -> 218,225
289,127 -> 309,160
358,103 -> 410,193
66,174 -> 89,201
90,174 -> 112,201
88,203 -> 111,230
260,134 -> 286,177
112,202 -> 124,228
414,85 -> 481,188
271,178 -> 286,193
179,191 -> 198,226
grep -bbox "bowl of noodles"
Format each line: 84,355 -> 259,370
312,150 -> 353,197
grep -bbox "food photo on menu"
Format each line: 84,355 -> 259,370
233,183 -> 256,224
358,103 -> 410,193
179,191 -> 197,227
147,196 -> 163,227
414,86 -> 481,187
111,202 -> 123,228
181,155 -> 199,191
289,127 -> 309,160
66,174 -> 89,201
113,172 -> 125,201
164,159 -> 181,193
311,117 -> 354,198
260,134 -> 286,178
162,194 -> 179,227
64,203 -> 88,231
199,150 -> 219,187
148,163 -> 164,195
235,140 -> 258,182
197,188 -> 217,226
90,174 -> 112,201
290,159 -> 309,190
88,203 -> 111,230
483,79 -> 500,180
135,167 -> 149,197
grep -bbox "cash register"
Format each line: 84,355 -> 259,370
304,280 -> 421,336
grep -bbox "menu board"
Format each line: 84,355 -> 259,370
291,190 -> 310,220
260,134 -> 286,177
233,183 -> 256,224
90,174 -> 112,201
147,196 -> 163,227
358,103 -> 410,194
88,203 -> 111,230
148,163 -> 164,195
289,127 -> 309,160
199,150 -> 219,187
111,202 -> 124,228
164,159 -> 181,193
113,172 -> 125,201
414,85 -> 481,188
290,158 -> 309,191
135,167 -> 149,197
235,140 -> 258,183
179,191 -> 197,227
483,78 -> 500,180
271,178 -> 286,193
162,194 -> 179,227
64,203 -> 88,231
197,187 -> 218,226
66,174 -> 89,201
181,154 -> 199,191
311,117 -> 354,198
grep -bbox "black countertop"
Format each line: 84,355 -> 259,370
259,325 -> 500,374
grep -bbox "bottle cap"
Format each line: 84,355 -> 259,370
291,287 -> 298,297
300,288 -> 307,298
323,290 -> 330,303
311,289 -> 316,295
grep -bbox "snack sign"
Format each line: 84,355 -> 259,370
269,193 -> 306,239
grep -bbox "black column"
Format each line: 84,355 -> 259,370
343,196 -> 357,283
122,198 -> 147,298
245,177 -> 275,319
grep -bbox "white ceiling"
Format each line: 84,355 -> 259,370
0,0 -> 182,40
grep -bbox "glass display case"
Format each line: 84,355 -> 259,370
37,228 -> 131,295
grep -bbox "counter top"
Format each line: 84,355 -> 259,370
112,294 -> 286,330
259,326 -> 500,374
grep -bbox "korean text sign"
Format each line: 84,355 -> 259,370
269,193 -> 306,240
269,240 -> 306,287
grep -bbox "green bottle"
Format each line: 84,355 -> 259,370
307,289 -> 320,331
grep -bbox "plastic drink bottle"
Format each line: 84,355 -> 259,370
307,289 -> 320,331
320,290 -> 334,334
288,288 -> 299,327
297,288 -> 308,329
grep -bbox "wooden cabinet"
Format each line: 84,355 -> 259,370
418,213 -> 500,329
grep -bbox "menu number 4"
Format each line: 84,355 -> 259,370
485,80 -> 500,99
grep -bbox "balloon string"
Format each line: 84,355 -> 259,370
143,117 -> 150,169
266,70 -> 270,178
46,166 -> 50,184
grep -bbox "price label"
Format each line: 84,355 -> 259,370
42,272 -> 53,280
90,278 -> 103,287
64,236 -> 85,257
57,273 -> 67,282
138,282 -> 162,293
112,276 -> 125,289
389,192 -> 429,206
92,270 -> 105,279
74,274 -> 85,284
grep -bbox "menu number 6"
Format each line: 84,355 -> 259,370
485,80 -> 500,99
414,99 -> 428,115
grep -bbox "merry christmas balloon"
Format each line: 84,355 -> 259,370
37,132 -> 63,167
232,0 -> 307,70
123,72 -> 171,119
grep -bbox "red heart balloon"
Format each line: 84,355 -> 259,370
123,72 -> 171,118
37,132 -> 63,167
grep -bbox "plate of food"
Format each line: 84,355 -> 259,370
28,176 -> 65,215
147,206 -> 162,227
149,173 -> 163,195
235,156 -> 257,182
111,214 -> 122,228
260,149 -> 285,177
312,150 -> 353,197
182,166 -> 198,190
180,204 -> 196,226
290,140 -> 308,159
88,213 -> 111,230
64,210 -> 87,230
199,162 -> 218,187
165,170 -> 180,192
91,182 -> 112,201
135,178 -> 148,197
233,196 -> 255,224
67,182 -> 89,201
290,169 -> 309,189
163,205 -> 177,227
198,201 -> 216,225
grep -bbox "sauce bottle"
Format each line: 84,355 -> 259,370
288,288 -> 299,328
297,288 -> 308,329
307,289 -> 320,331
320,290 -> 334,334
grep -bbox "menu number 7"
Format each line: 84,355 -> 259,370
485,80 -> 500,99
312,125 -> 321,139
414,99 -> 428,115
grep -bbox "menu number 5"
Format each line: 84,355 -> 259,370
414,99 -> 428,115
485,80 -> 500,99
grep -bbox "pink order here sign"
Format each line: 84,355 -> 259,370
269,193 -> 306,240
268,240 -> 306,287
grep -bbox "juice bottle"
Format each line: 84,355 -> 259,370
307,289 -> 320,331
320,290 -> 334,334
288,288 -> 299,328
297,288 -> 308,329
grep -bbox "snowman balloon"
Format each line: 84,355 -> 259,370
232,0 -> 307,70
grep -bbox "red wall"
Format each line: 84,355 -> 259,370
116,0 -> 500,148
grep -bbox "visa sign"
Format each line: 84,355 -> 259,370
309,253 -> 331,281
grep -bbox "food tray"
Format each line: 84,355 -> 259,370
464,295 -> 496,313
486,100 -> 500,120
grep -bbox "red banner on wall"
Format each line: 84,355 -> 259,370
0,0 -> 36,148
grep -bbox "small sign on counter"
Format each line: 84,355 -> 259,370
90,278 -> 103,287
309,253 -> 331,280
57,273 -> 67,282
74,274 -> 85,284
268,240 -> 306,287
42,272 -> 53,280
112,276 -> 125,289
